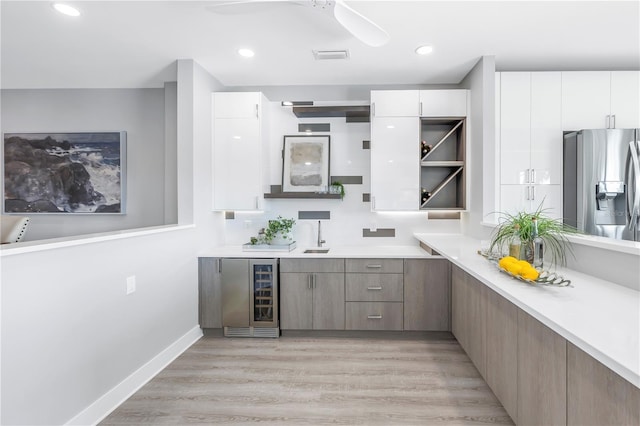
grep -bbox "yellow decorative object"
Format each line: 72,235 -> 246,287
520,266 -> 540,281
498,256 -> 517,269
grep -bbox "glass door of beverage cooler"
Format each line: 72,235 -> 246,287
249,259 -> 278,328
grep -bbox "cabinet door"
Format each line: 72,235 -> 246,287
567,342 -> 640,425
500,184 -> 530,217
610,71 -> 640,128
313,272 -> 345,330
500,72 -> 532,185
419,89 -> 467,117
451,265 -> 486,377
530,72 -> 562,185
370,117 -> 419,210
212,117 -> 261,210
451,265 -> 467,347
531,184 -> 562,219
562,71 -> 611,130
279,273 -> 313,330
220,259 -> 250,328
517,310 -> 567,426
403,259 -> 450,331
213,92 -> 261,118
198,258 -> 222,329
371,90 -> 419,117
485,289 -> 518,423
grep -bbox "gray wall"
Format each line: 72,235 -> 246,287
460,56 -> 496,240
1,88 -> 175,240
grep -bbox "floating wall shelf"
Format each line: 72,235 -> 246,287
264,192 -> 342,199
292,105 -> 370,122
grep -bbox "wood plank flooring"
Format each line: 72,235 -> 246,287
101,335 -> 513,425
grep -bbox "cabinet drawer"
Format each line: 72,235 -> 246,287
346,302 -> 403,330
345,258 -> 403,274
280,258 -> 345,273
345,273 -> 403,302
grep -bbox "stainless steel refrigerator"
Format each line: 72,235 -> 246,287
563,128 -> 640,241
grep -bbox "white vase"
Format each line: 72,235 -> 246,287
270,233 -> 292,245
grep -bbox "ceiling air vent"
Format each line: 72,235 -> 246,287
313,50 -> 350,60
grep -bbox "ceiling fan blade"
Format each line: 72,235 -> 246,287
206,0 -> 293,15
333,0 -> 389,47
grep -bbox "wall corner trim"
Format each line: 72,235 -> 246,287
65,326 -> 203,426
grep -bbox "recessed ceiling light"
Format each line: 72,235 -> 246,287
415,45 -> 433,55
238,48 -> 255,58
52,3 -> 81,17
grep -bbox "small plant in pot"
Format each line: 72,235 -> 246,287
330,181 -> 345,199
488,204 -> 579,267
263,216 -> 296,245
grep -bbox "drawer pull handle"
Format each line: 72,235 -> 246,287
367,286 -> 383,291
366,264 -> 383,268
367,314 -> 383,319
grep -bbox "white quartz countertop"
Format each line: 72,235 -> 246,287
414,233 -> 640,389
198,244 -> 432,259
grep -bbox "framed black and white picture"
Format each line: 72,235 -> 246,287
3,132 -> 126,214
282,135 -> 330,193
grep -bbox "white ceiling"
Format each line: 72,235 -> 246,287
1,0 -> 639,89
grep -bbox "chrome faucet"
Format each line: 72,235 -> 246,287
317,220 -> 326,247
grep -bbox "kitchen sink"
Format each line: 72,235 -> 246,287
304,249 -> 330,254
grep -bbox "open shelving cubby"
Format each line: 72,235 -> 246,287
419,117 -> 466,210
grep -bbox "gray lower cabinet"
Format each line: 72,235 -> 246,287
345,258 -> 404,330
517,310 -> 567,426
567,342 -> 640,425
198,257 -> 222,329
403,258 -> 451,331
280,259 -> 345,330
485,287 -> 518,423
451,265 -> 487,377
345,302 -> 403,330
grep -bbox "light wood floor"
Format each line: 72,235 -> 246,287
101,334 -> 513,425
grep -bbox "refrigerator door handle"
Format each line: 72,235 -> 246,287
625,141 -> 640,230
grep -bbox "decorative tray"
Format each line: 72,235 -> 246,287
478,250 -> 572,287
495,263 -> 572,287
242,241 -> 297,252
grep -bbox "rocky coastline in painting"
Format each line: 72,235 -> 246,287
3,134 -> 122,213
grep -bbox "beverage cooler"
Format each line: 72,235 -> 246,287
220,258 -> 279,337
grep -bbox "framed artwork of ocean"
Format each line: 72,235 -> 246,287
3,132 -> 126,214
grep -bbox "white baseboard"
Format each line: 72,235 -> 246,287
65,326 -> 203,426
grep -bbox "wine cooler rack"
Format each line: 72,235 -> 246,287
419,118 -> 466,210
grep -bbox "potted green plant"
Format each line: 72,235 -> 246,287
262,216 -> 296,245
330,181 -> 345,199
488,204 -> 579,267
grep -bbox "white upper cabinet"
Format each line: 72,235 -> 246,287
610,71 -> 640,129
530,72 -> 562,185
500,72 -> 531,185
371,90 -> 419,117
497,72 -> 562,218
419,90 -> 468,117
213,92 -> 262,119
370,117 -> 419,210
499,72 -> 562,185
212,92 -> 267,211
562,71 -> 640,130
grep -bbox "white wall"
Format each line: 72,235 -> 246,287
0,229 -> 199,425
1,88 -> 174,240
0,59 -> 225,425
221,102 -> 461,246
